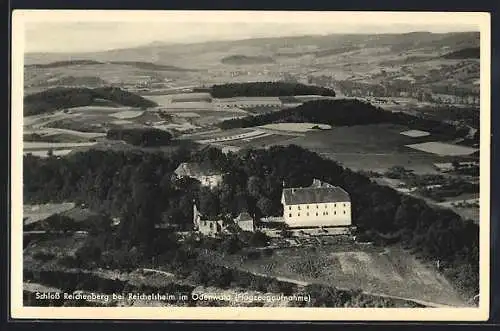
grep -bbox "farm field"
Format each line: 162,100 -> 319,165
183,126 -> 300,150
24,128 -> 106,139
259,123 -> 332,133
201,244 -> 467,307
405,142 -> 478,156
279,124 -> 459,174
24,141 -> 98,150
221,133 -> 297,149
400,130 -> 431,138
23,149 -> 74,158
110,110 -> 145,119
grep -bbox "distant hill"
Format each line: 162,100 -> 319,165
25,60 -> 103,69
201,82 -> 336,98
24,32 -> 479,66
109,61 -> 197,71
221,55 -> 275,65
24,59 -> 195,71
276,46 -> 360,58
442,47 -> 480,59
34,76 -> 108,88
24,87 -> 158,116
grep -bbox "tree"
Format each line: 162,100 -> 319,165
247,176 -> 263,198
256,197 -> 274,216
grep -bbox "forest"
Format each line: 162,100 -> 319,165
23,145 -> 479,298
219,99 -> 469,139
198,82 -> 337,98
25,60 -> 103,69
106,128 -> 173,147
442,47 -> 480,59
24,87 -> 158,116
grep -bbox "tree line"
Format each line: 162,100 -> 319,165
219,99 -> 469,139
24,87 -> 158,116
23,145 -> 479,298
106,128 -> 173,147
197,82 -> 336,98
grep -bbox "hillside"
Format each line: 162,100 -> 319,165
33,76 -> 108,88
221,55 -> 275,65
218,99 -> 467,138
24,87 -> 158,116
442,47 -> 480,59
202,82 -> 336,98
24,32 -> 479,65
25,59 -> 194,72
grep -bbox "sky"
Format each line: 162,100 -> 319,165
21,12 -> 480,53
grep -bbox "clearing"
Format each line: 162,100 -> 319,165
281,124 -> 449,174
23,202 -> 76,225
201,244 -> 467,307
110,110 -> 145,119
400,130 -> 431,138
405,142 -> 478,156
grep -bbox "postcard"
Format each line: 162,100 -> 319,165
11,10 -> 491,321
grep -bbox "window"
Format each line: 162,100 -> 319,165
298,206 -> 301,210
289,206 -> 291,210
289,213 -> 292,217
344,211 -> 346,214
325,205 -> 327,208
298,213 -> 301,217
307,205 -> 309,209
316,205 -> 319,208
316,212 -> 318,216
343,203 -> 346,207
306,212 -> 309,216
334,203 -> 337,208
326,212 -> 329,216
334,211 -> 336,215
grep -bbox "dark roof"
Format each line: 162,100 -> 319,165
174,162 -> 221,177
282,186 -> 350,205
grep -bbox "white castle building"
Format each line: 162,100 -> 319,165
281,179 -> 352,229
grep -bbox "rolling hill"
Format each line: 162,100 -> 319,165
221,55 -> 275,65
24,87 -> 158,116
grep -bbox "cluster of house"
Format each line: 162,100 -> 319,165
174,162 -> 353,237
433,161 -> 479,173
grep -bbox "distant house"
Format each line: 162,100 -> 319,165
234,212 -> 255,232
174,162 -> 224,189
281,179 -> 352,229
192,203 -> 256,236
433,162 -> 455,172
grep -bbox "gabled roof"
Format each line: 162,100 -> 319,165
174,162 -> 222,177
282,186 -> 350,205
235,212 -> 253,223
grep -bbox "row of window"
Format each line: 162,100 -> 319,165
288,210 -> 347,218
288,203 -> 348,211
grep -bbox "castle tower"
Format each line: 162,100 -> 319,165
193,199 -> 200,230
